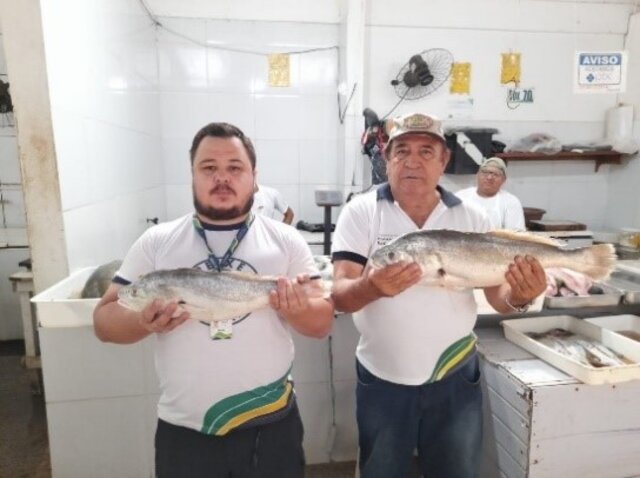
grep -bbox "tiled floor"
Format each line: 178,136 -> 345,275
0,340 -> 380,478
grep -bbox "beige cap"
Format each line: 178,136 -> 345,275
480,157 -> 507,176
385,113 -> 445,144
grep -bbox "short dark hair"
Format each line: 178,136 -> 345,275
189,122 -> 256,169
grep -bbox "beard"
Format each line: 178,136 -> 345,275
193,191 -> 254,222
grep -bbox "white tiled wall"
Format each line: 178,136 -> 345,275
157,17 -> 340,224
40,0 -> 164,272
0,37 -> 27,340
362,1 -> 638,231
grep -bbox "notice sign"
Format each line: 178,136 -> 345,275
575,51 -> 626,93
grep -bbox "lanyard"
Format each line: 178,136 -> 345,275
192,213 -> 255,272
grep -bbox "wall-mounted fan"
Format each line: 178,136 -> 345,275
390,48 -> 454,100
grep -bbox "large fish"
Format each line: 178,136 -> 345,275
369,230 -> 616,289
117,268 -> 327,323
81,260 -> 123,298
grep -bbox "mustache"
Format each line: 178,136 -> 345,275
211,184 -> 235,194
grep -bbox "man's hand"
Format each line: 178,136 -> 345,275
269,274 -> 318,319
366,261 -> 423,298
139,300 -> 190,334
505,255 -> 547,307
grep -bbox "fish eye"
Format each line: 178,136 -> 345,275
387,251 -> 395,260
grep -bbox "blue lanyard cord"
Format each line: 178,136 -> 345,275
192,213 -> 255,271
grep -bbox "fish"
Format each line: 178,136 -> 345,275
527,328 -> 632,368
81,260 -> 123,298
117,268 -> 327,323
369,229 -> 616,289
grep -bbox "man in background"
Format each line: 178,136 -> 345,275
457,156 -> 525,230
253,183 -> 295,224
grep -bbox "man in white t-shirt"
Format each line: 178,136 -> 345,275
331,113 -> 546,478
93,122 -> 333,478
253,183 -> 295,224
457,157 -> 525,230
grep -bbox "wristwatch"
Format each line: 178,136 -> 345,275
505,295 -> 532,313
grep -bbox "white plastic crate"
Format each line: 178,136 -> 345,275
31,267 -> 99,327
502,315 -> 640,384
585,314 -> 640,343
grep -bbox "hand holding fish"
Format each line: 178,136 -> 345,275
269,274 -> 334,337
139,299 -> 190,334
365,261 -> 423,298
504,255 -> 547,308
269,274 -> 319,319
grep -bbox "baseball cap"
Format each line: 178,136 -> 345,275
480,157 -> 507,176
384,113 -> 446,144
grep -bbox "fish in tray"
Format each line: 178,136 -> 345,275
369,230 -> 616,289
117,268 -> 328,323
527,328 -> 633,368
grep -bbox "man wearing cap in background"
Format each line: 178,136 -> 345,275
457,157 -> 525,231
331,113 -> 546,478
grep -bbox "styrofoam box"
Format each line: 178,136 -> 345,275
31,267 -> 99,327
502,315 -> 640,385
585,315 -> 640,342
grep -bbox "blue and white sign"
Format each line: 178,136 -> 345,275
575,51 -> 627,93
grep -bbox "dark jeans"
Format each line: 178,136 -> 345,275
356,354 -> 483,478
155,403 -> 305,478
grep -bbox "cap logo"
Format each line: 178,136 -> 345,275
402,114 -> 433,130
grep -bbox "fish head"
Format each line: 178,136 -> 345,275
117,283 -> 152,311
369,244 -> 418,268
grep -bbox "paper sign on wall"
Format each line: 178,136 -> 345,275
450,62 -> 471,94
501,53 -> 521,84
268,54 -> 290,87
574,51 -> 627,94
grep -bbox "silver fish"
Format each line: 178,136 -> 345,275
527,328 -> 631,368
81,260 -> 123,298
117,268 -> 326,323
369,230 -> 616,289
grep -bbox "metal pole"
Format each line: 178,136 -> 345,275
323,205 -> 332,255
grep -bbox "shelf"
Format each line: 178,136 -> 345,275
496,150 -> 623,172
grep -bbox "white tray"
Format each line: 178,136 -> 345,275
31,267 -> 99,328
585,315 -> 640,343
502,315 -> 640,384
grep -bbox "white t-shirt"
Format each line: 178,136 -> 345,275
252,185 -> 289,221
456,187 -> 525,231
115,213 -> 318,435
331,184 -> 491,385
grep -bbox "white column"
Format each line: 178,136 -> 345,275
338,0 -> 367,196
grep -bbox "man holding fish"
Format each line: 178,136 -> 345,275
331,112 -> 550,478
94,122 -> 333,478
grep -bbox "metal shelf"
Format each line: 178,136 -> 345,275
497,150 -> 624,172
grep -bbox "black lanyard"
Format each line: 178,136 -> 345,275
192,213 -> 255,271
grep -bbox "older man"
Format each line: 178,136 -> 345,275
457,156 -> 525,230
94,122 -> 333,478
331,113 -> 546,478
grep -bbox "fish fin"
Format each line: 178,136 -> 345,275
488,229 -> 563,247
578,243 -> 617,281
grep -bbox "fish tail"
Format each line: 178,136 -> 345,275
577,243 -> 617,280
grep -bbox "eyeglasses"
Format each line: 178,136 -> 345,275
479,170 -> 503,179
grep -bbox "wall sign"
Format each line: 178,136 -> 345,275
575,51 -> 627,94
